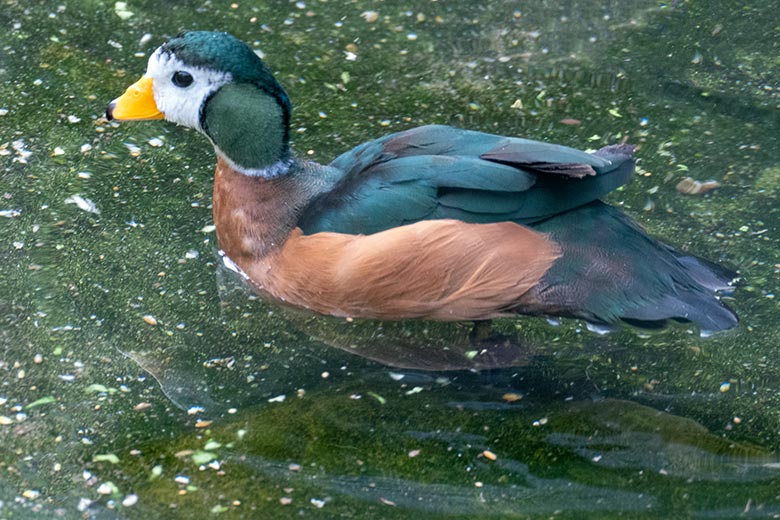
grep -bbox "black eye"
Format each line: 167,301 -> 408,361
172,71 -> 193,88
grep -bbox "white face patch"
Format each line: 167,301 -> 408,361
145,48 -> 232,131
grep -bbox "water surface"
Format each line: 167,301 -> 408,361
1,1 -> 779,518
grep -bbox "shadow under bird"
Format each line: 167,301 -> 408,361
106,31 -> 738,334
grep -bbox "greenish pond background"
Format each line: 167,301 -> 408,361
1,0 -> 779,518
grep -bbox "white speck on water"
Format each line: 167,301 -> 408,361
586,322 -> 613,335
11,140 -> 32,163
361,10 -> 378,22
65,195 -> 99,214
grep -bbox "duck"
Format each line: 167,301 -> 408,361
106,31 -> 738,332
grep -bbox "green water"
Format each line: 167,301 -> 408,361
1,0 -> 779,518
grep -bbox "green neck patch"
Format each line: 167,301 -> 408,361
202,83 -> 289,172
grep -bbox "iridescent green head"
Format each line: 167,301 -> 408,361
108,31 -> 293,175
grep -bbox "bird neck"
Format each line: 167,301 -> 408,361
212,158 -> 302,264
202,83 -> 290,176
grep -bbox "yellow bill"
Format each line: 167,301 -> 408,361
106,76 -> 164,121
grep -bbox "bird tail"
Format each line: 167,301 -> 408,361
527,201 -> 738,332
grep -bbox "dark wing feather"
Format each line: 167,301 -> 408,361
300,125 -> 631,235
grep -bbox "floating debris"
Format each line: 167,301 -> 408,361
676,177 -> 721,195
0,209 -> 21,218
122,494 -> 138,507
93,454 -> 120,464
67,115 -> 81,124
482,450 -> 497,461
559,118 -> 581,125
204,440 -> 222,450
502,392 -> 522,402
361,11 -> 379,23
65,194 -> 100,214
11,140 -> 32,163
719,381 -> 731,393
97,482 -> 118,495
22,490 -> 40,500
191,450 -> 217,465
114,1 -> 134,19
124,143 -> 142,156
367,392 -> 386,404
26,396 -> 56,409
142,315 -> 158,326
